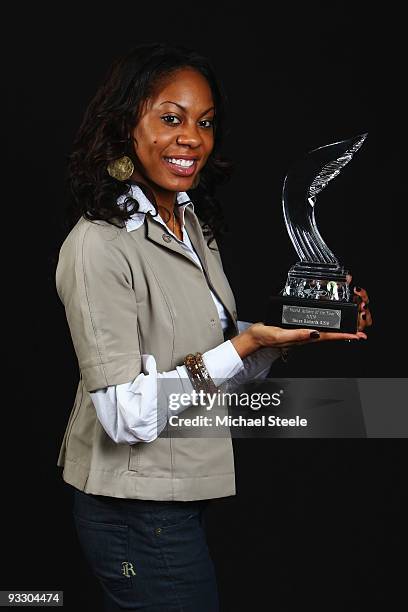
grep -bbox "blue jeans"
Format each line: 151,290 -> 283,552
72,488 -> 220,611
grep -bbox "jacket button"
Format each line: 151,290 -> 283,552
155,527 -> 162,535
232,310 -> 237,319
162,234 -> 172,243
210,318 -> 216,327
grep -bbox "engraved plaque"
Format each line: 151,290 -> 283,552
282,305 -> 341,329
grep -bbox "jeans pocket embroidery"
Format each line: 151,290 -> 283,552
73,515 -> 133,591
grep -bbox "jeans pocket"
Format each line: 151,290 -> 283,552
152,502 -> 205,533
73,515 -> 134,592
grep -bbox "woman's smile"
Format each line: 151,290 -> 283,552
162,156 -> 199,177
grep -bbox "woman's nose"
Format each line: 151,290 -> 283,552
176,123 -> 202,147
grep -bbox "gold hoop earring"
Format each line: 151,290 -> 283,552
107,156 -> 134,181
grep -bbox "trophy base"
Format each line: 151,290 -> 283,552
265,296 -> 359,333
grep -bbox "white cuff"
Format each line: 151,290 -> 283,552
201,340 -> 244,381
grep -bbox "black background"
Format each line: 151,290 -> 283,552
3,4 -> 406,611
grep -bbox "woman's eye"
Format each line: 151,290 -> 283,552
200,119 -> 214,129
161,115 -> 214,129
161,115 -> 181,125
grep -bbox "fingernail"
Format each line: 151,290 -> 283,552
355,286 -> 361,291
310,331 -> 320,338
362,314 -> 366,320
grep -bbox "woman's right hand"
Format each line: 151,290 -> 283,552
230,322 -> 368,360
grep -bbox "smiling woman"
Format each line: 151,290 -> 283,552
59,41 -> 249,611
65,42 -> 232,249
56,41 -> 371,612
128,66 -> 217,230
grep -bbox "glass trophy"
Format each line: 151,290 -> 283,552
266,133 -> 367,333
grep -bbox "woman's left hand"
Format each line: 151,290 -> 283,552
347,275 -> 373,332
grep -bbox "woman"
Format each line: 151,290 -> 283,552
56,42 -> 371,611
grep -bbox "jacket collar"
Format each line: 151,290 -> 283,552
117,183 -> 193,233
143,200 -> 210,277
120,184 -> 238,338
117,183 -> 207,274
141,208 -> 238,338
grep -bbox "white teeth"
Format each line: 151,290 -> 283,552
164,157 -> 195,167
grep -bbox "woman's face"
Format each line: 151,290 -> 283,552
131,68 -> 215,201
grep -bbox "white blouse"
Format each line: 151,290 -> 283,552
89,185 -> 281,445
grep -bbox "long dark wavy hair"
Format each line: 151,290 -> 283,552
64,41 -> 235,248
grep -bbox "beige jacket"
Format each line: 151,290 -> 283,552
55,202 -> 240,501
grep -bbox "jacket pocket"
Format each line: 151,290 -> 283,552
73,515 -> 132,592
151,501 -> 206,533
64,381 -> 84,451
128,443 -> 141,472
